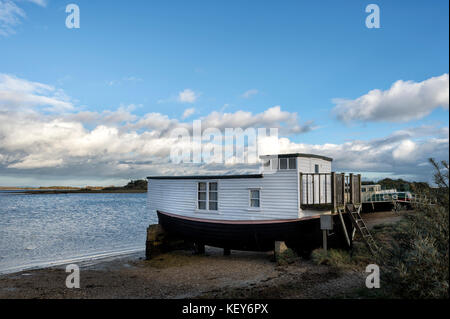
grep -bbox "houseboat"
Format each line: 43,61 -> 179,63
147,153 -> 361,254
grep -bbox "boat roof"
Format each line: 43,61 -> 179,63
147,174 -> 263,180
259,153 -> 333,162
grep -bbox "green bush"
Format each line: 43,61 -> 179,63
276,248 -> 299,266
377,159 -> 449,299
311,248 -> 354,268
378,205 -> 449,298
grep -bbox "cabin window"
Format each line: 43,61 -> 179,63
288,158 -> 297,169
209,182 -> 218,210
198,182 -> 207,210
198,182 -> 218,211
279,158 -> 288,170
263,159 -> 271,168
314,164 -> 319,173
249,189 -> 260,208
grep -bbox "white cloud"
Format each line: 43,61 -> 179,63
0,74 -> 74,112
182,108 -> 195,119
333,73 -> 449,123
0,74 -> 447,185
0,0 -> 46,36
392,140 -> 417,161
241,89 -> 259,99
178,89 -> 198,103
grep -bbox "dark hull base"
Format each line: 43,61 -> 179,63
157,211 -> 353,255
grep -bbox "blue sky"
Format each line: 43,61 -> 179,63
0,0 -> 448,186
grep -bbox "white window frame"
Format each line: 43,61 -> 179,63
196,181 -> 219,213
263,157 -> 297,171
288,157 -> 297,170
248,187 -> 262,211
278,157 -> 297,170
279,158 -> 288,170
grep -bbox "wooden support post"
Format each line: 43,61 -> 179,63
331,172 -> 336,213
322,230 -> 327,251
358,174 -> 362,205
341,173 -> 345,205
194,243 -> 205,255
349,173 -> 354,204
274,241 -> 288,261
338,210 -> 351,247
146,224 -> 190,260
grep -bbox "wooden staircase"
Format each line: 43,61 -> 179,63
345,204 -> 379,255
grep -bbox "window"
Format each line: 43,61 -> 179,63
198,182 -> 218,211
209,182 -> 218,210
198,182 -> 207,210
263,159 -> 271,168
249,189 -> 260,208
279,158 -> 288,169
288,158 -> 297,169
314,164 -> 319,173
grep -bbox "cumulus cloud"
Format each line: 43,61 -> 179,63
178,89 -> 198,103
0,0 -> 46,36
0,74 -> 73,112
333,73 -> 449,123
275,125 -> 449,181
0,74 -> 317,184
241,89 -> 259,99
0,74 -> 447,186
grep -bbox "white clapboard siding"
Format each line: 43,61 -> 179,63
148,170 -> 299,221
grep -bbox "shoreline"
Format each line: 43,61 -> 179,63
0,248 -> 145,276
0,189 -> 147,194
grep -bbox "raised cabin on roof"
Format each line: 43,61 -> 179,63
146,153 -> 362,254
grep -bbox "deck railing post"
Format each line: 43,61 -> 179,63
341,173 -> 345,205
318,174 -> 321,204
357,174 -> 362,204
331,172 -> 336,213
349,173 -> 354,204
299,173 -> 303,207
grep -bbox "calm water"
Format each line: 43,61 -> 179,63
0,192 -> 156,274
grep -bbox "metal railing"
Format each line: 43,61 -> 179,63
299,172 -> 361,211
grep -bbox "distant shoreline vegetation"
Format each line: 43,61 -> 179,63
0,180 -> 148,194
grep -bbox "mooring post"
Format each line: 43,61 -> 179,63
194,243 -> 205,255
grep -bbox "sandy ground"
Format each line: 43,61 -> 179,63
0,210 -> 405,299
